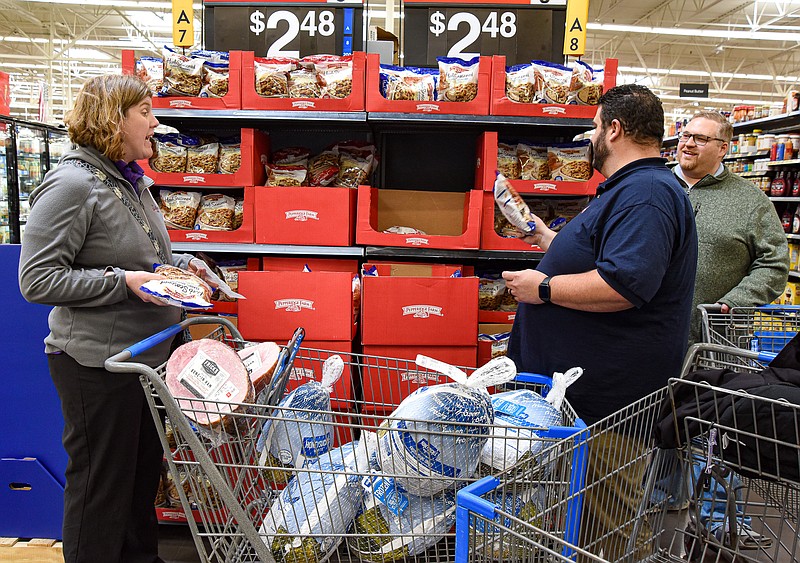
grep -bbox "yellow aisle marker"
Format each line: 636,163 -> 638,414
563,0 -> 590,57
172,0 -> 194,48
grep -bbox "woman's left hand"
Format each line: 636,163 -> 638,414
188,258 -> 219,289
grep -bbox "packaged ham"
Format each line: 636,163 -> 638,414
237,341 -> 280,393
165,339 -> 254,431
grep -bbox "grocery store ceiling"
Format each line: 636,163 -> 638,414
0,0 -> 799,125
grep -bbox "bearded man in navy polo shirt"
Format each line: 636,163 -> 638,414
503,84 -> 698,560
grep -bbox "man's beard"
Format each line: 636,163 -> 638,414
591,129 -> 609,173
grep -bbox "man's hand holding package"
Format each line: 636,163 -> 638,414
502,269 -> 546,304
519,214 -> 557,251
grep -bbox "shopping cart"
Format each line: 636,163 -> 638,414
454,343 -> 800,563
105,316 -> 586,563
455,386 -> 674,563
698,304 -> 800,367
668,343 -> 800,563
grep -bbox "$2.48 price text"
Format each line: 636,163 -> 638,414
429,11 -> 517,59
250,9 -> 336,58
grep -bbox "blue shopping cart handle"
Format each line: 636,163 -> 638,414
125,323 -> 185,359
757,351 -> 778,362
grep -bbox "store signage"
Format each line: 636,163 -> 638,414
203,0 -> 363,57
679,83 -> 709,98
172,0 -> 195,47
403,0 -> 567,67
563,0 -> 589,56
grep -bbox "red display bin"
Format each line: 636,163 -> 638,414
479,308 -> 518,324
477,323 -> 513,367
281,340 -> 356,408
121,50 -> 242,110
360,344 -> 478,410
254,186 -> 357,246
262,257 -> 359,274
356,186 -> 482,250
365,53 -> 491,115
489,56 -> 618,117
240,51 -> 366,112
476,131 -> 602,195
166,186 -> 255,244
237,271 -> 357,342
140,128 -> 268,188
361,263 -> 478,346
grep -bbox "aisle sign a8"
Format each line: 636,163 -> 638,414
203,1 -> 363,57
172,0 -> 195,48
563,0 -> 589,56
404,0 -> 567,67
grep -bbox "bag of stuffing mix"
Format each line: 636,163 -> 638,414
375,355 -> 517,496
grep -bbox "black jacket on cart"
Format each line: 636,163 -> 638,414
655,336 -> 800,484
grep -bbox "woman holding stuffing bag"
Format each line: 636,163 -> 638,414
18,74 -> 213,563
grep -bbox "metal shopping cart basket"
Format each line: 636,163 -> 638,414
698,304 -> 800,367
665,343 -> 800,563
455,385 -> 677,563
105,316 -> 586,563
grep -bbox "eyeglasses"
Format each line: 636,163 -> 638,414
677,132 -> 726,146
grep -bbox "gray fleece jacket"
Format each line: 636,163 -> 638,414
674,165 -> 789,345
18,145 -> 192,368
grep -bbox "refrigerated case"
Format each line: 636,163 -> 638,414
0,116 -> 68,244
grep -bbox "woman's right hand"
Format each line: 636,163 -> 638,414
124,271 -> 170,305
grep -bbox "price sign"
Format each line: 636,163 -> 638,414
203,1 -> 363,57
404,0 -> 566,67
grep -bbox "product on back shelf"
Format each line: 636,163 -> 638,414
218,140 -> 241,174
307,151 -> 339,186
253,57 -> 296,97
165,339 -> 254,431
497,143 -> 521,180
309,54 -> 353,99
267,164 -> 307,187
288,68 -> 322,98
437,56 -> 480,102
478,331 -> 511,359
517,143 -> 550,181
161,46 -> 205,97
348,482 -> 457,561
568,60 -> 603,106
159,189 -> 201,229
333,141 -> 377,188
259,440 -> 369,563
505,63 -> 535,103
191,50 -> 230,98
187,142 -> 221,174
479,277 -> 507,310
194,193 -> 235,231
547,141 -> 592,181
272,146 -> 312,167
151,135 -> 188,173
232,198 -> 244,230
480,367 -> 582,471
237,341 -> 280,393
531,61 -> 572,104
135,57 -> 163,96
375,356 -> 517,496
380,65 -> 437,101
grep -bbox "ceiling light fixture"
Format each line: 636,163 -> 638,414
588,22 -> 800,42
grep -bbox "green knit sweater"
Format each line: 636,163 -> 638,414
674,166 -> 789,345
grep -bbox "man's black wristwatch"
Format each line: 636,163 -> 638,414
539,276 -> 552,303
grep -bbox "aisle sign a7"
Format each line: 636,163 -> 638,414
172,0 -> 195,48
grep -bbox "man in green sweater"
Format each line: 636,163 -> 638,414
674,111 -> 789,346
669,111 -> 788,548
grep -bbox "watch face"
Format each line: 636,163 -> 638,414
539,278 -> 551,302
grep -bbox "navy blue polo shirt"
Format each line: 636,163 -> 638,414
507,157 -> 698,424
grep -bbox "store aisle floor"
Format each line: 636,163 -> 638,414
159,524 -> 202,563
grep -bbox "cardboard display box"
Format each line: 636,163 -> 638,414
237,271 -> 357,342
476,131 -> 602,195
357,186 -> 482,250
489,56 -> 618,118
477,323 -> 513,367
121,50 -> 243,111
255,185 -> 357,246
361,263 -> 478,346
365,53 -> 491,115
240,51 -> 365,112
140,128 -> 268,188
166,186 -> 255,244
